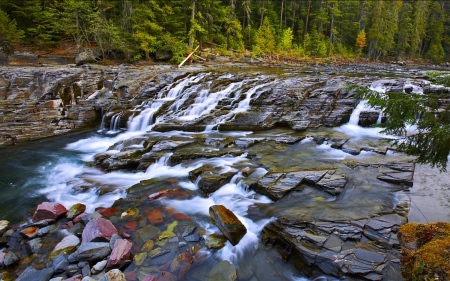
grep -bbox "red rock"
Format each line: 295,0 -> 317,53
82,218 -> 118,243
148,190 -> 169,201
72,212 -> 88,224
124,221 -> 137,231
174,213 -> 191,222
107,239 -> 133,268
20,226 -> 38,238
142,275 -> 157,281
122,232 -> 131,239
32,202 -> 67,222
97,207 -> 119,218
124,270 -> 138,281
144,208 -> 164,225
166,179 -> 179,184
64,274 -> 83,281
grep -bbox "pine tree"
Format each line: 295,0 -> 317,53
396,3 -> 413,59
253,17 -> 275,55
0,9 -> 24,54
425,1 -> 445,63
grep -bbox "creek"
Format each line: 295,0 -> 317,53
0,65 -> 449,280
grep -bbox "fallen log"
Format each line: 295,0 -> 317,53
178,45 -> 200,68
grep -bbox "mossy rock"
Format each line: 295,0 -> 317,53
398,222 -> 450,280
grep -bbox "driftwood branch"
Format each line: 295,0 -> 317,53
178,45 -> 200,68
194,54 -> 206,61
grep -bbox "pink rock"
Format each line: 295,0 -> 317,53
106,239 -> 133,268
72,211 -> 88,224
32,202 -> 67,222
142,275 -> 157,281
82,218 -> 118,243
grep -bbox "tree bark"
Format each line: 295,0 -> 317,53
188,0 -> 196,49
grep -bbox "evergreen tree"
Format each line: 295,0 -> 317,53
0,9 -> 24,54
396,3 -> 413,59
425,1 -> 445,63
278,27 -> 293,54
410,0 -> 429,58
253,17 -> 275,55
355,29 -> 367,56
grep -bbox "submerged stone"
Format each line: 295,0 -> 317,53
205,233 -> 228,249
205,260 -> 237,281
209,205 -> 247,246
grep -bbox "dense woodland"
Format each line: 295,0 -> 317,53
1,0 -> 450,63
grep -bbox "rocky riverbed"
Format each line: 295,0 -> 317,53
1,62 -> 450,281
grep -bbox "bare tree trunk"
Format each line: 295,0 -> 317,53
291,2 -> 296,32
280,0 -> 284,30
328,3 -> 334,57
304,0 -> 311,37
260,0 -> 265,27
188,0 -> 196,49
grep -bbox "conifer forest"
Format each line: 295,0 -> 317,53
1,0 -> 450,63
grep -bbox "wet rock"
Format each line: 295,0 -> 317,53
205,260 -> 237,281
358,111 -> 380,127
377,171 -> 413,186
205,233 -> 228,249
16,266 -> 54,281
65,274 -> 83,281
82,218 -> 118,243
148,190 -> 169,201
182,227 -> 196,237
0,220 -> 9,236
209,205 -> 247,246
107,239 -> 133,269
76,242 -> 111,261
21,226 -> 39,239
51,234 -> 80,257
133,252 -> 147,266
316,172 -> 347,195
91,260 -> 107,274
142,275 -> 157,281
144,208 -> 164,225
0,251 -> 19,267
184,234 -> 200,242
67,203 -> 86,220
27,238 -> 43,253
196,170 -> 237,195
234,138 -> 265,149
32,202 -> 67,222
133,224 -> 160,246
52,253 -> 69,274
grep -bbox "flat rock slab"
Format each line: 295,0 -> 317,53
82,218 -> 118,243
107,239 -> 133,268
377,171 -> 413,186
209,205 -> 247,246
76,242 -> 111,261
16,266 -> 54,281
33,202 -> 67,222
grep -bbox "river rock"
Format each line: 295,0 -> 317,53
27,238 -> 43,253
21,226 -> 39,239
209,205 -> 247,246
0,220 -> 9,236
106,239 -> 133,268
82,218 -> 118,243
51,234 -> 80,257
75,49 -> 100,66
91,260 -> 107,274
316,172 -> 347,195
32,202 -> 67,222
16,266 -> 54,281
65,274 -> 83,281
205,260 -> 237,281
155,50 -> 173,61
67,203 -> 87,220
76,242 -> 111,261
377,164 -> 414,187
205,233 -> 228,249
191,167 -> 237,195
0,251 -> 19,266
52,253 -> 69,274
98,269 -> 126,281
144,208 -> 164,225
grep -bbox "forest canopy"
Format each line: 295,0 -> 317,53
1,0 -> 450,63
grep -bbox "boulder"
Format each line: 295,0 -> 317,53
67,203 -> 86,220
209,205 -> 247,246
51,234 -> 80,257
75,49 -> 100,66
32,202 -> 67,222
82,218 -> 118,243
76,242 -> 111,261
106,239 -> 133,268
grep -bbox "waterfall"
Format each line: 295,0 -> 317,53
348,100 -> 370,126
99,108 -> 106,132
108,112 -> 122,133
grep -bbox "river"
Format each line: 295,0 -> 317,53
1,66 -> 449,280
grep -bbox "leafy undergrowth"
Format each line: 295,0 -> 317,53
398,222 -> 450,281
